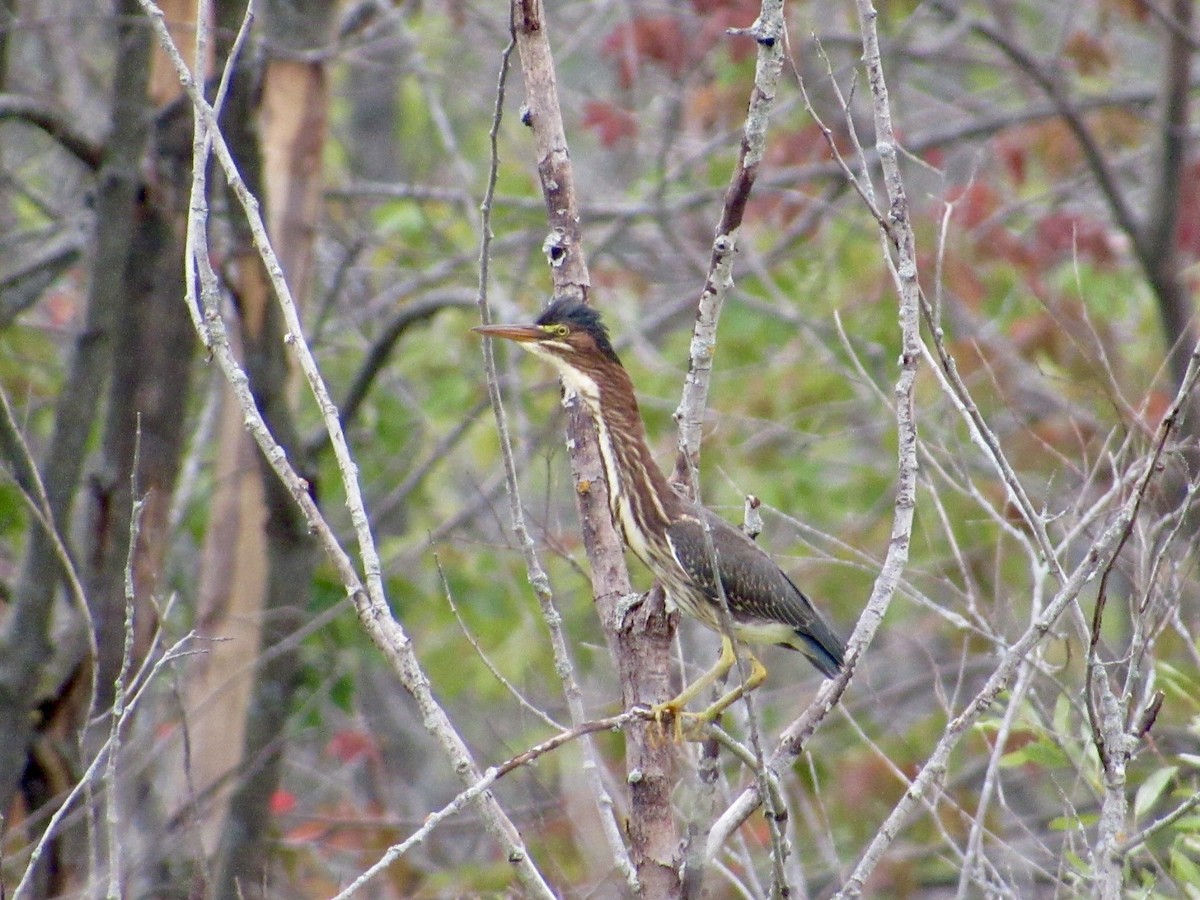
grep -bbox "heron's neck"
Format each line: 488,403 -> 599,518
580,367 -> 683,539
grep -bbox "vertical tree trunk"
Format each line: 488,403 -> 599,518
511,1 -> 683,893
75,5 -> 198,893
84,152 -> 194,735
0,0 -> 151,836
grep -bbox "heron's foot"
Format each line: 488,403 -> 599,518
649,699 -> 683,742
648,702 -> 718,742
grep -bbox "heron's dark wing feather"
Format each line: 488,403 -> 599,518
666,509 -> 845,677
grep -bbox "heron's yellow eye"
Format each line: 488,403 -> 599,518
552,324 -> 569,338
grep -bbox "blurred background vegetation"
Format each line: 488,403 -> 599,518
1,0 -> 1198,896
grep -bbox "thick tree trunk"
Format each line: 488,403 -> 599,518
0,0 -> 151,828
85,179 -> 194,733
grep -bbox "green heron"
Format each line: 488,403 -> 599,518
475,298 -> 844,733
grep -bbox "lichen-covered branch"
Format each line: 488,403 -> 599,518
707,0 -> 922,861
509,1 -> 681,893
475,36 -> 635,890
140,2 -> 555,895
671,1 -> 786,489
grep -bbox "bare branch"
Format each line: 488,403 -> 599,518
0,93 -> 104,169
707,0 -> 923,861
474,35 -> 635,888
332,711 -> 638,900
509,0 -> 682,893
672,3 -> 787,487
142,1 -> 557,893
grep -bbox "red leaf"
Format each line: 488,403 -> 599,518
689,0 -> 758,14
270,789 -> 297,816
325,728 -> 380,764
998,140 -> 1027,185
689,0 -> 762,61
946,182 -> 1001,230
601,16 -> 689,88
582,100 -> 638,147
601,2 -> 762,89
1063,30 -> 1112,76
1175,159 -> 1200,259
1033,212 -> 1119,267
1105,0 -> 1151,22
921,145 -> 946,170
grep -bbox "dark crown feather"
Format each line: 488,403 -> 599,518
536,297 -> 620,362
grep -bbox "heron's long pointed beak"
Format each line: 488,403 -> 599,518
472,323 -> 543,344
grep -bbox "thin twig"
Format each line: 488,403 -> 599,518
332,711 -> 637,900
141,1 -> 557,892
13,633 -> 199,900
435,554 -> 565,731
1117,790 -> 1200,857
707,0 -> 924,862
103,426 -> 145,899
473,34 -> 636,889
0,387 -> 100,685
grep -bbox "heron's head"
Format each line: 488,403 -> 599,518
473,297 -> 623,406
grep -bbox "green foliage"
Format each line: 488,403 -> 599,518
4,0 -> 1198,894
0,326 -> 65,419
1135,766 -> 1178,820
996,730 -> 1072,771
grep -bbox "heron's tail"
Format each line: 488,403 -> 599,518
790,620 -> 845,679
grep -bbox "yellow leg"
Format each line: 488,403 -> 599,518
696,652 -> 767,725
649,637 -> 768,740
